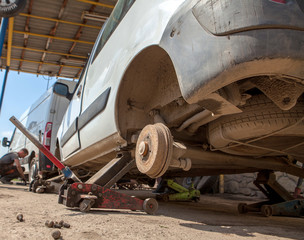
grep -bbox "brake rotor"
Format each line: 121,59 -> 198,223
135,123 -> 173,178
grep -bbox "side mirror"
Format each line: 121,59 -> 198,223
2,137 -> 10,147
53,82 -> 69,97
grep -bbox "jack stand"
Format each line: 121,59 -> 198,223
58,152 -> 158,214
156,179 -> 200,202
238,170 -> 304,217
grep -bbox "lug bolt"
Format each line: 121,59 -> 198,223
51,230 -> 61,239
54,221 -> 62,229
138,141 -> 149,157
63,222 -> 70,228
16,213 -> 24,222
45,220 -> 54,228
58,220 -> 64,227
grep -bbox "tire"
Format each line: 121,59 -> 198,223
208,94 -> 304,156
0,0 -> 27,18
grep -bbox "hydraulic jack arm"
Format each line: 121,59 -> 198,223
10,116 -> 80,182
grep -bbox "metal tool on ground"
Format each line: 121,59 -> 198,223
10,116 -> 159,214
238,170 -> 304,217
156,179 -> 200,202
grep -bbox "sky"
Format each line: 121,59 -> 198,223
0,70 -> 58,157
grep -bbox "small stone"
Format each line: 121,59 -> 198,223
63,222 -> 70,228
47,221 -> 54,228
16,213 -> 24,222
51,230 -> 61,239
53,223 -> 62,229
59,220 -> 64,227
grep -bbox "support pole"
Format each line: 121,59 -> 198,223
0,18 -> 8,57
6,17 -> 14,67
0,17 -> 9,116
0,66 -> 9,116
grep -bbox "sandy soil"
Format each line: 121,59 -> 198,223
0,183 -> 303,240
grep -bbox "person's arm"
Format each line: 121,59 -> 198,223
14,159 -> 26,180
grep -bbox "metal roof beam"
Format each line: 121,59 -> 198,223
76,0 -> 115,9
9,45 -> 87,59
13,30 -> 95,44
62,0 -> 100,76
19,13 -> 101,29
1,57 -> 83,69
6,18 -> 14,67
0,68 -> 77,79
38,0 -> 68,75
19,0 -> 33,71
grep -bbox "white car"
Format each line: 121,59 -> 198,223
56,0 -> 304,183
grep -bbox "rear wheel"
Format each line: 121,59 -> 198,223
208,94 -> 304,156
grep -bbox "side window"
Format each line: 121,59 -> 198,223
92,0 -> 135,62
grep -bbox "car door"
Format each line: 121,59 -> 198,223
59,29 -> 105,159
59,68 -> 86,158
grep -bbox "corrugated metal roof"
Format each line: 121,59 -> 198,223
1,0 -> 117,79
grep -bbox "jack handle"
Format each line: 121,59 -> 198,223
10,116 -> 81,182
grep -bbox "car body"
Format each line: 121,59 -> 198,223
3,79 -> 76,181
56,0 -> 304,181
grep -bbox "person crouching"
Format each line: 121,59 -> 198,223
0,148 -> 28,184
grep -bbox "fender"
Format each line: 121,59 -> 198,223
160,0 -> 304,104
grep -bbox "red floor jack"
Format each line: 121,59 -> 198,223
10,116 -> 158,215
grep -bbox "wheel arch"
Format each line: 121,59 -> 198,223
116,45 -> 182,141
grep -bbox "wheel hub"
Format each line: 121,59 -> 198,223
135,123 -> 173,178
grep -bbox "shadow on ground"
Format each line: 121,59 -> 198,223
156,193 -> 304,239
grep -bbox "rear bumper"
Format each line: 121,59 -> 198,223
192,0 -> 304,36
160,1 -> 304,104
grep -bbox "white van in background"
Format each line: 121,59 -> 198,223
2,79 -> 76,184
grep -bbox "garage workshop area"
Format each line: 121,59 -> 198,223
0,0 -> 304,239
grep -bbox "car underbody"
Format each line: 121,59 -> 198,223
69,46 -> 304,182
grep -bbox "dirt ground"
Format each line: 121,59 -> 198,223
0,183 -> 303,240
